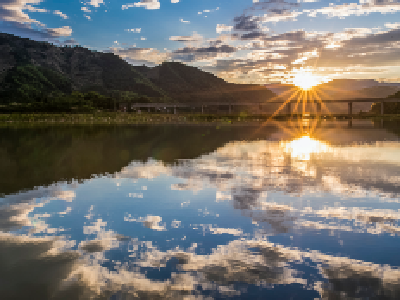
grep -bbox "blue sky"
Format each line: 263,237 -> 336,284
1,0 -> 400,84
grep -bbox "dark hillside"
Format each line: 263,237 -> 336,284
139,61 -> 275,103
0,32 -> 275,106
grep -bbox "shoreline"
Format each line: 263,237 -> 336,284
1,112 -> 400,126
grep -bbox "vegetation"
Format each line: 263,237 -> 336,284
370,91 -> 400,114
0,32 -> 276,113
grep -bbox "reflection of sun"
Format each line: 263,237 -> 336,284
292,71 -> 322,91
281,135 -> 330,160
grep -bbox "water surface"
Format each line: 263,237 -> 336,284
1,120 -> 400,299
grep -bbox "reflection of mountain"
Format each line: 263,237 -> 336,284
0,125 -> 278,195
2,124 -> 400,299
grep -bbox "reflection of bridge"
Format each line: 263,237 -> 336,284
126,98 -> 400,115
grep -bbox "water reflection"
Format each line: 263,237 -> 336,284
1,121 -> 400,299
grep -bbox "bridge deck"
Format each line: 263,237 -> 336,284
122,98 -> 400,115
127,98 -> 400,108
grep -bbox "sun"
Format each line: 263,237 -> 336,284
292,71 -> 322,91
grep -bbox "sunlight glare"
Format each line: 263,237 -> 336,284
292,71 -> 323,91
282,135 -> 330,160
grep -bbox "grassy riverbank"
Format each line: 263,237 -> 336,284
1,112 -> 400,126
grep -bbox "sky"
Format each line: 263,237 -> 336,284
1,0 -> 400,84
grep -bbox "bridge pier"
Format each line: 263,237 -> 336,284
229,104 -> 232,114
148,107 -> 151,113
174,105 -> 176,114
317,102 -> 321,114
348,102 -> 352,116
381,102 -> 384,115
201,105 -> 204,114
287,102 -> 291,115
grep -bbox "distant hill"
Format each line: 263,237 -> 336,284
0,32 -> 275,106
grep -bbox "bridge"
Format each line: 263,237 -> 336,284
123,98 -> 400,115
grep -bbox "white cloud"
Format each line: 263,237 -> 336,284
385,22 -> 400,29
140,36 -> 147,40
122,0 -> 160,10
53,10 -> 68,19
169,32 -> 203,42
262,10 -> 303,23
125,28 -> 142,33
81,7 -> 91,13
46,26 -> 72,37
0,0 -> 45,24
197,7 -> 219,15
216,24 -> 233,34
180,18 -> 190,23
110,46 -> 168,65
306,1 -> 400,19
25,4 -> 48,13
171,0 -> 179,3
87,0 -> 104,7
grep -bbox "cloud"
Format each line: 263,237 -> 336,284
385,22 -> 400,29
216,24 -> 233,34
179,18 -> 190,23
169,32 -> 203,42
124,214 -> 166,231
171,0 -> 179,2
46,26 -> 72,37
0,0 -> 73,40
109,46 -> 168,66
87,0 -> 104,7
174,44 -> 237,54
122,0 -> 160,10
262,9 -> 303,22
197,7 -> 219,14
53,9 -> 68,19
0,0 -> 44,24
306,0 -> 400,19
81,6 -> 91,12
125,28 -> 142,33
233,15 -> 261,31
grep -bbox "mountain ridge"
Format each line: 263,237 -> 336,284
0,32 -> 275,105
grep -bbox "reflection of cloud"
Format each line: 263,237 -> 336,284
171,219 -> 181,228
118,138 -> 400,237
124,214 -> 166,231
206,224 -> 243,236
0,232 -> 79,299
119,140 -> 400,200
0,186 -> 76,232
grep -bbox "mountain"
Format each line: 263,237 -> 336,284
0,32 -> 275,106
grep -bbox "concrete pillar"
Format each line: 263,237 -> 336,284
174,105 -> 177,114
229,104 -> 232,114
317,102 -> 321,114
148,107 -> 150,113
348,120 -> 352,128
348,102 -> 352,116
201,105 -> 204,114
381,102 -> 384,115
287,102 -> 291,115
